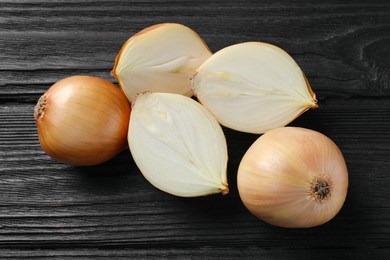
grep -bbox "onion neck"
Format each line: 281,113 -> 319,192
221,183 -> 229,195
34,94 -> 47,120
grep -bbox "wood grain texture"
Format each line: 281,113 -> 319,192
1,0 -> 389,101
1,0 -> 390,258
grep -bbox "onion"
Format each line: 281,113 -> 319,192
128,92 -> 228,197
192,42 -> 317,134
111,23 -> 212,102
34,76 -> 131,166
237,127 -> 348,228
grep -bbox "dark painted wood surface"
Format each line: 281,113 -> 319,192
1,0 -> 389,258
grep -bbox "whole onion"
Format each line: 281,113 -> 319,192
237,127 -> 348,228
34,76 -> 131,166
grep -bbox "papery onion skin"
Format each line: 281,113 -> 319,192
237,127 -> 348,228
34,76 -> 131,166
111,23 -> 212,102
192,42 -> 318,134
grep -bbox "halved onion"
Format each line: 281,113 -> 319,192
112,23 -> 212,101
192,42 -> 317,134
128,92 -> 228,197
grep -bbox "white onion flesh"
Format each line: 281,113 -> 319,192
192,42 -> 317,134
128,92 -> 228,197
112,23 -> 212,102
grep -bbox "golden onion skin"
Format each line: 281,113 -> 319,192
34,76 -> 131,166
237,127 -> 348,228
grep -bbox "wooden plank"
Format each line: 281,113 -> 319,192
0,248 -> 389,259
1,0 -> 390,100
0,98 -> 389,251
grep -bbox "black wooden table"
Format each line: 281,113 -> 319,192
1,0 -> 390,258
